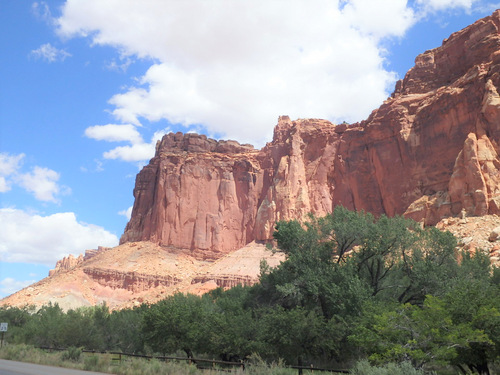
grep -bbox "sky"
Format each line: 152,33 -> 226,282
1,0 -> 500,299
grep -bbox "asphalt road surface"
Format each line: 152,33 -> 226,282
0,359 -> 109,375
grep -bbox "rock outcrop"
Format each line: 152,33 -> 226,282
82,267 -> 182,293
0,241 -> 284,310
121,10 -> 500,259
48,247 -> 111,276
49,254 -> 83,277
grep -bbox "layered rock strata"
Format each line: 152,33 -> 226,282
191,274 -> 255,289
121,10 -> 500,259
83,267 -> 182,293
0,241 -> 285,310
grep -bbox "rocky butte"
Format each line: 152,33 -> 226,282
2,10 -> 500,309
122,10 -> 500,255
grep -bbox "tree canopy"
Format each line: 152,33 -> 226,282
1,207 -> 498,374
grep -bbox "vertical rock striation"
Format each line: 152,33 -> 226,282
122,10 -> 500,259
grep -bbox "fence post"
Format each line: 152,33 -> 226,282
297,356 -> 303,375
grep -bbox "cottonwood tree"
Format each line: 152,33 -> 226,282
142,293 -> 210,358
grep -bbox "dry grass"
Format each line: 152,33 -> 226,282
0,344 -> 299,375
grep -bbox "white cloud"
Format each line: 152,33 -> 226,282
102,129 -> 167,162
32,1 -> 52,22
85,122 -> 170,163
0,208 -> 119,267
341,0 -> 416,39
0,178 -> 8,193
416,0 -> 480,12
1,152 -> 72,203
84,124 -> 143,143
55,0 -> 419,147
0,153 -> 24,175
54,0 -> 489,149
0,277 -> 36,297
103,143 -> 156,162
16,166 -> 70,203
31,43 -> 71,63
118,206 -> 133,220
0,153 -> 25,192
106,56 -> 134,72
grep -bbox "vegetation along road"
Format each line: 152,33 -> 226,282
0,359 -> 108,375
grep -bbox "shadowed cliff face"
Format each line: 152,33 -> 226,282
121,10 -> 500,259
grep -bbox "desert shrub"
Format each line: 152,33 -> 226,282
61,346 -> 81,362
240,354 -> 295,375
351,359 -> 429,375
83,352 -> 111,372
83,354 -> 99,370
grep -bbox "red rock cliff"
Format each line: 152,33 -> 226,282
121,10 -> 500,258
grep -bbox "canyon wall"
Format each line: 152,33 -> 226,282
121,10 -> 500,259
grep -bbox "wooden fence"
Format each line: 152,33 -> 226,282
39,347 -> 350,374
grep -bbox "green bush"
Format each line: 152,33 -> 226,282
61,346 -> 81,362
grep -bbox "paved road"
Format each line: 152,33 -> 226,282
0,359 -> 109,375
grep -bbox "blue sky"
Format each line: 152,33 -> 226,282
1,0 -> 500,299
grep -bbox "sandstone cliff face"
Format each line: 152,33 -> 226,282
121,10 -> 500,257
120,133 -> 262,259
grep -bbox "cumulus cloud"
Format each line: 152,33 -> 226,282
84,124 -> 143,143
16,166 -> 71,203
55,0 -> 419,147
31,43 -> 71,63
0,208 -> 119,266
54,0 -> 488,149
85,123 -> 169,163
0,152 -> 25,192
103,143 -> 156,162
340,0 -> 416,38
1,152 -> 71,203
416,0 -> 480,12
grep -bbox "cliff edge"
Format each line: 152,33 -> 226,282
121,10 -> 500,259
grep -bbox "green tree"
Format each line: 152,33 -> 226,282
444,252 -> 500,374
354,214 -> 418,297
59,305 -> 110,350
142,293 -> 209,358
395,226 -> 458,305
350,296 -> 490,370
0,305 -> 35,344
315,205 -> 372,263
257,232 -> 369,320
108,305 -> 146,353
258,306 -> 329,369
206,286 -> 262,361
24,303 -> 65,347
